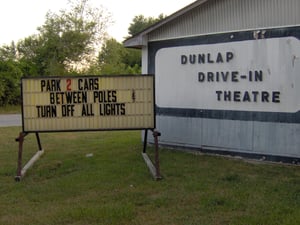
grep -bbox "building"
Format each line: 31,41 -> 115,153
124,0 -> 300,163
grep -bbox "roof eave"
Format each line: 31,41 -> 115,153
123,35 -> 146,49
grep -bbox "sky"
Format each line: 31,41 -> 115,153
0,0 -> 195,46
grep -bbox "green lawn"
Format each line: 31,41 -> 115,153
0,105 -> 21,114
1,126 -> 300,225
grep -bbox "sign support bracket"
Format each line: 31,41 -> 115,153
15,132 -> 44,181
142,129 -> 162,180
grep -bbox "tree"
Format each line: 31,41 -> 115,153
0,59 -> 22,105
0,41 -> 17,61
128,14 -> 165,37
95,38 -> 141,75
0,42 -> 23,105
17,0 -> 112,76
92,14 -> 165,75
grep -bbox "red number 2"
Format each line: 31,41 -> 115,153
66,79 -> 72,91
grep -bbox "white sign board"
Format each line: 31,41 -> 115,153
156,37 -> 300,113
22,75 -> 155,132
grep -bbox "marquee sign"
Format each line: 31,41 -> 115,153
21,75 -> 155,132
155,36 -> 300,113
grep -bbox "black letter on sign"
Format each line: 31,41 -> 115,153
181,55 -> 187,64
272,91 -> 280,103
226,52 -> 234,62
216,91 -> 222,101
198,72 -> 205,82
41,80 -> 46,92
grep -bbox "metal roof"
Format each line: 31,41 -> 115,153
123,0 -> 209,48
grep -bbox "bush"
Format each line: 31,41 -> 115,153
0,60 -> 22,106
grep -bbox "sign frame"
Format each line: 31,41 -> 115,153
16,74 -> 161,181
21,74 -> 156,133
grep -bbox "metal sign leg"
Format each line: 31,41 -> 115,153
142,129 -> 162,180
153,130 -> 162,179
143,129 -> 148,153
35,132 -> 43,151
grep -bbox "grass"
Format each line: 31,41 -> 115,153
1,126 -> 300,225
0,105 -> 21,114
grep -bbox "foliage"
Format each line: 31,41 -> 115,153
0,42 -> 17,61
94,38 -> 141,75
0,59 -> 22,106
17,0 -> 111,76
91,14 -> 166,75
128,14 -> 165,37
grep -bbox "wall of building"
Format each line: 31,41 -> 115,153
148,0 -> 300,41
147,26 -> 300,162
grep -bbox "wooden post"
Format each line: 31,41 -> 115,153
142,129 -> 162,180
153,130 -> 162,180
15,132 -> 27,181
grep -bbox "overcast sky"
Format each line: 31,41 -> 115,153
0,0 -> 195,45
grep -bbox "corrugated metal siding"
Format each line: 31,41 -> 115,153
154,116 -> 300,159
148,0 -> 300,41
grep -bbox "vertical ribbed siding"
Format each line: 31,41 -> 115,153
148,0 -> 300,41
